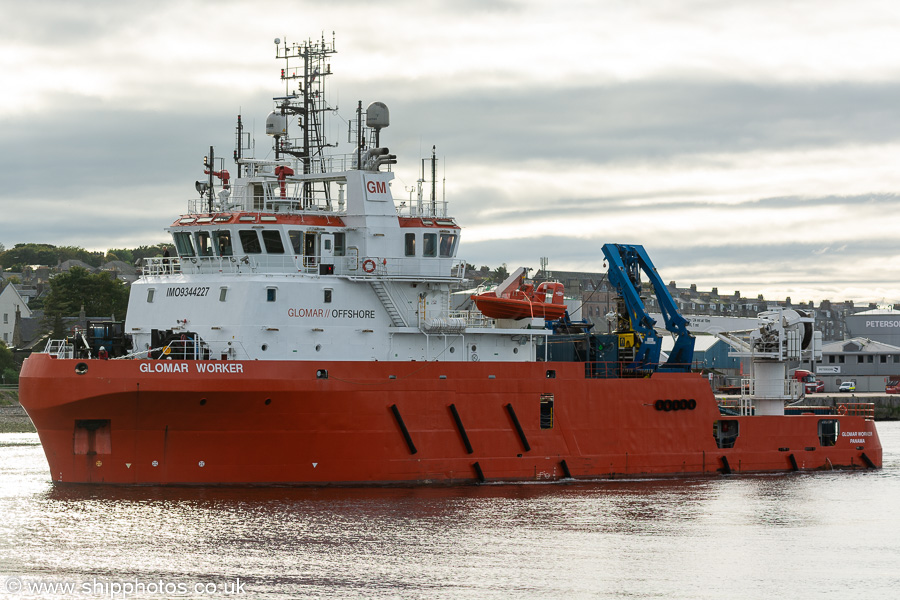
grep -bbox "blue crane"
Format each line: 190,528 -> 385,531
601,243 -> 695,372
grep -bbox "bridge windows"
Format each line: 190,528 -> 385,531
424,233 -> 437,257
239,230 -> 262,254
439,232 -> 458,257
212,230 -> 233,256
173,232 -> 196,257
195,231 -> 214,256
288,230 -> 304,254
261,230 -> 285,254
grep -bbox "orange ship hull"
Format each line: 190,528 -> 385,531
19,353 -> 882,485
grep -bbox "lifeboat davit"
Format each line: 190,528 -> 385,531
473,281 -> 566,320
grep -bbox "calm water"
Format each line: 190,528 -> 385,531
1,424 -> 898,600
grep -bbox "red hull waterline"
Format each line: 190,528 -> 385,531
19,354 -> 882,485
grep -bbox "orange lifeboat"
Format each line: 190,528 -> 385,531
473,281 -> 566,320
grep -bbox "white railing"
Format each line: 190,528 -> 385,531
44,340 -> 74,359
141,255 -> 466,282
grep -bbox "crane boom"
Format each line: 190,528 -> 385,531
602,243 -> 694,372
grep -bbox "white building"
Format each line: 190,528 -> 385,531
0,284 -> 33,346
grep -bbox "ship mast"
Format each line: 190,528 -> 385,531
272,34 -> 337,206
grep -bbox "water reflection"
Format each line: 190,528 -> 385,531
2,427 -> 899,600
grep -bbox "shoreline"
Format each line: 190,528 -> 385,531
0,391 -> 36,433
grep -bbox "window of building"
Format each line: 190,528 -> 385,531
857,356 -> 864,364
240,230 -> 262,254
868,355 -> 874,363
839,356 -> 844,363
423,233 -> 437,257
405,233 -> 416,257
881,355 -> 888,363
828,355 -> 835,363
2,313 -> 6,324
261,230 -> 285,254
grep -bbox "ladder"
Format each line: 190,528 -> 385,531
370,280 -> 407,327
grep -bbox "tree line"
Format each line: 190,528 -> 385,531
0,242 -> 169,272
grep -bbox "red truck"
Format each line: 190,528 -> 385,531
886,377 -> 900,394
791,369 -> 821,394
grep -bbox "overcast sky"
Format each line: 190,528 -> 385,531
3,0 -> 900,304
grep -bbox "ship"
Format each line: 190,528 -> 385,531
19,35 -> 882,485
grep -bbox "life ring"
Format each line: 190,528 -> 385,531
362,259 -> 377,273
838,404 -> 848,415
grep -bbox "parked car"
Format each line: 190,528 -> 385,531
838,381 -> 856,392
815,380 -> 825,393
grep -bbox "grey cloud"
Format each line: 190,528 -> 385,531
377,80 -> 900,164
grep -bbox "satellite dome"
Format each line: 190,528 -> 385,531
265,112 -> 288,137
366,102 -> 389,129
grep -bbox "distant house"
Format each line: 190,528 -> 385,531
58,259 -> 97,274
100,260 -> 139,284
22,265 -> 51,285
0,284 -> 33,346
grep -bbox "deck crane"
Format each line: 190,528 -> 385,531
602,243 -> 695,373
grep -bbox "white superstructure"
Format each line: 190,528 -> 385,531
125,35 -> 551,364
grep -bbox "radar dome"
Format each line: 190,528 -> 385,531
265,112 -> 288,137
366,102 -> 390,129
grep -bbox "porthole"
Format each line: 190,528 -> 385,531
471,345 -> 477,352
200,398 -> 207,406
75,362 -> 88,375
449,347 -> 455,353
315,344 -> 322,352
513,347 -> 519,354
261,344 -> 268,351
265,398 -> 272,405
